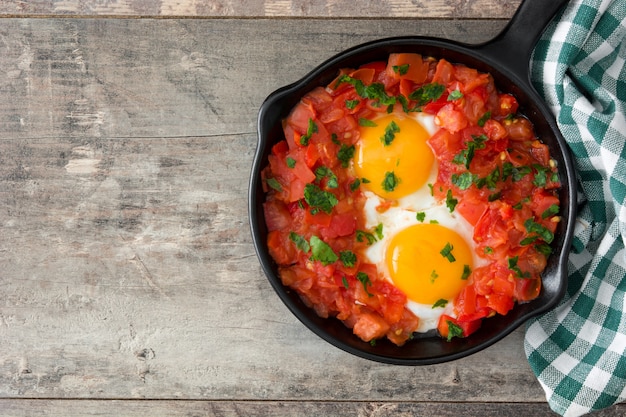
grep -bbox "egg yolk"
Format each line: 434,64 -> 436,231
386,223 -> 473,305
354,113 -> 434,200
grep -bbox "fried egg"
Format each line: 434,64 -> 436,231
355,110 -> 488,333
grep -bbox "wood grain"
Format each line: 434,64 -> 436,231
1,399 -> 626,417
0,0 -> 523,18
0,15 -> 624,417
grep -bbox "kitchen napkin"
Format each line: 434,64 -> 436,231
524,0 -> 626,416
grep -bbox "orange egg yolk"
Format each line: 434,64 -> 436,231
354,113 -> 434,199
386,223 -> 473,305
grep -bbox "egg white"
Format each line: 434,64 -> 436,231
359,112 -> 488,333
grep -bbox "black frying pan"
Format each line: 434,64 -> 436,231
250,0 -> 576,365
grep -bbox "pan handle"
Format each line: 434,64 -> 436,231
474,0 -> 569,87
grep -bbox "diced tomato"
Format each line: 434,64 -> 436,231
386,309 -> 420,346
349,67 -> 376,85
506,117 -> 535,141
531,189 -> 560,220
428,128 -> 463,161
305,209 -> 332,228
515,276 -> 542,302
359,60 -> 387,73
498,93 -> 519,116
321,213 -> 356,239
302,87 -> 333,111
267,231 -> 297,265
423,97 -> 449,114
487,293 -> 515,316
432,59 -> 454,85
386,53 -> 429,83
353,312 -> 391,342
287,101 -> 316,135
456,197 -> 488,226
263,200 -> 292,232
454,65 -> 488,93
530,141 -> 551,166
280,265 -> 315,293
437,315 -> 482,340
483,119 -> 508,141
435,103 -> 468,133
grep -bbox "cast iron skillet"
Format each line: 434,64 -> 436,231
250,0 -> 576,365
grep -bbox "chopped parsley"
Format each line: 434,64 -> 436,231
461,265 -> 471,280
535,243 -> 553,256
476,166 -> 500,190
430,270 -> 439,283
315,166 -> 339,189
338,144 -> 356,168
266,178 -> 282,192
299,118 -> 318,146
289,232 -> 310,253
340,250 -> 357,268
452,134 -> 487,169
508,255 -> 531,278
541,204 -> 560,219
334,75 -> 396,107
451,172 -> 476,190
488,192 -> 502,202
484,246 -> 494,255
533,164 -> 549,187
359,117 -> 378,127
408,82 -> 445,107
477,111 -> 491,127
524,218 -> 555,244
448,89 -> 464,101
381,120 -> 400,146
416,212 -> 426,222
433,299 -> 448,309
356,230 -> 377,245
393,64 -> 410,75
349,178 -> 361,192
286,157 -> 296,168
446,189 -> 458,212
345,99 -> 360,110
502,162 -> 532,182
309,236 -> 338,266
440,243 -> 456,262
382,171 -> 400,192
446,320 -> 464,341
342,276 -> 349,289
304,183 -> 338,214
356,272 -> 373,297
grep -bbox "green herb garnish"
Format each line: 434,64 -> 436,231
440,243 -> 456,262
304,183 -> 337,214
310,236 -> 338,265
356,272 -> 373,296
448,89 -> 464,101
340,250 -> 357,268
408,82 -> 445,106
289,232 -> 310,252
446,320 -> 464,341
382,171 -> 400,192
381,120 -> 400,146
266,178 -> 282,192
299,118 -> 318,146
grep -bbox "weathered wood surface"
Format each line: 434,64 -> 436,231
0,15 -> 624,417
0,0 -> 522,18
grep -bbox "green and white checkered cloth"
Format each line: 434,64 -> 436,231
524,0 -> 626,416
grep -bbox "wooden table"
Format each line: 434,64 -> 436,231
0,1 -> 624,416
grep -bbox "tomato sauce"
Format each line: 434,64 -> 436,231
261,54 -> 560,346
